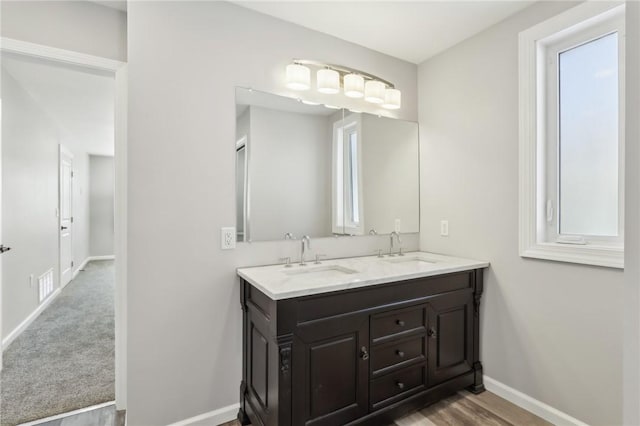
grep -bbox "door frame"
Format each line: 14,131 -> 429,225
0,37 -> 128,410
58,144 -> 74,289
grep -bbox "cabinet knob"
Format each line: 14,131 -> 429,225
396,350 -> 405,358
428,327 -> 437,338
360,346 -> 369,361
396,319 -> 405,327
396,381 -> 405,390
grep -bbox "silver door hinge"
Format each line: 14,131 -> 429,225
71,171 -> 74,178
71,261 -> 74,267
71,217 -> 74,223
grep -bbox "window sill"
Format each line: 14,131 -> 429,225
520,242 -> 623,269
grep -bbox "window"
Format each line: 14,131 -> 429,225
333,114 -> 364,235
519,2 -> 625,268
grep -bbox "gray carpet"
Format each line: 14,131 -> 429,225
1,260 -> 115,426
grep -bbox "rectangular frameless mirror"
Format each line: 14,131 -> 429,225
235,87 -> 419,242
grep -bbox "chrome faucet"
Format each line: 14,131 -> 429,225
300,235 -> 311,266
284,232 -> 295,240
389,231 -> 402,256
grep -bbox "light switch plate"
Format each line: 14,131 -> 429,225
440,220 -> 449,237
221,227 -> 236,249
394,219 -> 401,233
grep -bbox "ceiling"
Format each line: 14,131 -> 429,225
2,53 -> 116,156
234,1 -> 534,64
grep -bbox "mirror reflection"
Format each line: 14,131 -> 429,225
235,87 -> 419,242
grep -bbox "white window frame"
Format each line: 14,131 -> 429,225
332,114 -> 364,235
519,2 -> 626,269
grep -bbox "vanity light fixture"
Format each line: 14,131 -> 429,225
285,59 -> 401,109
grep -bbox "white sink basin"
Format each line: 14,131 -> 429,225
383,256 -> 437,264
283,265 -> 359,278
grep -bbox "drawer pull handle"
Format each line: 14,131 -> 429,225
396,350 -> 405,357
428,327 -> 437,338
360,346 -> 369,361
396,381 -> 405,390
396,319 -> 405,326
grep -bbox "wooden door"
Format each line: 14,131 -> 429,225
59,145 -> 73,287
427,290 -> 474,386
292,313 -> 369,426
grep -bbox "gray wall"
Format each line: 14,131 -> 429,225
127,2 -> 418,423
1,0 -> 127,62
360,114 -> 420,235
89,155 -> 114,257
624,2 -> 640,424
248,106 -> 332,241
418,2 -> 624,424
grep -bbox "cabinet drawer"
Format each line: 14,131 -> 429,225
371,305 -> 426,343
370,365 -> 426,409
371,336 -> 426,377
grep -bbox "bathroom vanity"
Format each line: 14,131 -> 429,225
237,252 -> 488,426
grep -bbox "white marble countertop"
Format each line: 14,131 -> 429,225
237,251 -> 489,300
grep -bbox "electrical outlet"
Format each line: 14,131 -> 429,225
440,220 -> 449,237
221,227 -> 236,250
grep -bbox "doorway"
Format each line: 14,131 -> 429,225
0,39 -> 126,424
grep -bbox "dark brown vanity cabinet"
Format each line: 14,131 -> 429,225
238,269 -> 485,426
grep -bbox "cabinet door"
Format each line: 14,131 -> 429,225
427,290 -> 474,386
292,314 -> 369,426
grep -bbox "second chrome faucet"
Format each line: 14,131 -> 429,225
389,231 -> 403,256
300,235 -> 311,266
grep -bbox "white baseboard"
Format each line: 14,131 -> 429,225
18,401 -> 115,426
89,255 -> 115,261
484,376 -> 588,426
167,403 -> 240,426
2,287 -> 62,351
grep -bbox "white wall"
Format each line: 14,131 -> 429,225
127,2 -> 418,424
418,2 -> 625,424
248,106 -> 332,241
0,0 -> 127,62
1,68 -> 60,339
89,155 -> 115,257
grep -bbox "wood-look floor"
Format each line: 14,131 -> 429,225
222,390 -> 552,426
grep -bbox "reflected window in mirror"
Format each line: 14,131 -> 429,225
333,114 -> 364,235
236,135 -> 248,241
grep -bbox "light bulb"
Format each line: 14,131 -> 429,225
382,88 -> 401,109
317,69 -> 340,94
364,80 -> 385,104
286,63 -> 310,91
344,73 -> 364,98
